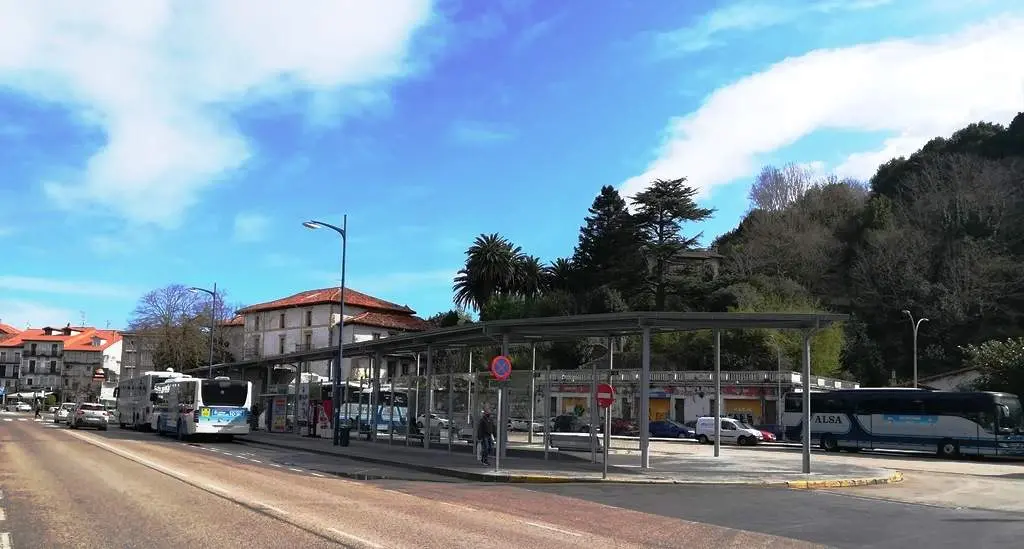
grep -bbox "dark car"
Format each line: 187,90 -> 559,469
611,418 -> 640,436
552,414 -> 602,433
649,419 -> 695,438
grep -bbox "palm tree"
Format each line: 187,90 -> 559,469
515,255 -> 546,298
453,233 -> 525,310
544,258 -> 578,293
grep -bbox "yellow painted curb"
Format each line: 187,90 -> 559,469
784,471 -> 904,489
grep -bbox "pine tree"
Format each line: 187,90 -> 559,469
632,178 -> 715,309
572,185 -> 647,306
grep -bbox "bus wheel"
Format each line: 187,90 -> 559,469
820,434 -> 839,452
938,439 -> 960,459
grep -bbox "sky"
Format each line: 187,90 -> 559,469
2,0 -> 1024,329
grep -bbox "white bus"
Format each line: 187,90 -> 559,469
782,388 -> 1024,458
114,368 -> 190,431
152,376 -> 253,441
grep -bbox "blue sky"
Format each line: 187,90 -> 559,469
2,0 -> 1023,329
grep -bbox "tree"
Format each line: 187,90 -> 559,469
427,309 -> 473,328
572,185 -> 647,303
748,163 -> 814,212
452,233 -> 526,311
128,284 -> 239,370
632,178 -> 715,309
963,337 -> 1024,397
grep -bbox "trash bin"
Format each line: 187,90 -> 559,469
339,426 -> 350,446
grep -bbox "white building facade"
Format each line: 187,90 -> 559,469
236,287 -> 431,381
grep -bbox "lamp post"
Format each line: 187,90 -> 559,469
901,309 -> 929,388
304,216 -> 347,446
188,283 -> 218,379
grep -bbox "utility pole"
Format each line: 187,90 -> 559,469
901,310 -> 929,388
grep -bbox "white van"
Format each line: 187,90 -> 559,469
695,416 -> 764,446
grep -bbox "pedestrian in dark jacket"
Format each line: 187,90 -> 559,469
476,410 -> 495,465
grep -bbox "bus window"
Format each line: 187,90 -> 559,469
201,380 -> 248,407
784,393 -> 802,413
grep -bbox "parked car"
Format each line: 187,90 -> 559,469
14,402 -> 31,413
694,416 -> 764,446
54,402 -> 77,424
552,414 -> 602,433
69,402 -> 109,431
509,418 -> 544,432
758,429 -> 777,442
649,419 -> 695,438
610,418 -> 640,436
416,413 -> 449,431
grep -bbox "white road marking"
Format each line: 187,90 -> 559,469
221,452 -> 234,457
520,520 -> 582,537
0,488 -> 4,500
327,527 -> 384,549
16,419 -> 26,422
438,501 -> 477,513
0,532 -> 10,549
288,467 -> 302,472
310,472 -> 325,477
2,419 -> 11,422
270,463 -> 282,468
0,508 -> 6,521
249,459 -> 262,463
255,502 -> 289,515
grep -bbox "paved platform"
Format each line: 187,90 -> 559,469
238,431 -> 903,488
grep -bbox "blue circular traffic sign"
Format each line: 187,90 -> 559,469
490,355 -> 512,381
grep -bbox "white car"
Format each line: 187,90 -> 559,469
509,418 -> 544,432
416,413 -> 449,431
55,402 -> 77,424
14,402 -> 32,413
694,416 -> 764,446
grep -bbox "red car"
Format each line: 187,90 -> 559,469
759,429 -> 777,442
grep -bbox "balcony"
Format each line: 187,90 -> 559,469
24,349 -> 62,358
294,343 -> 315,352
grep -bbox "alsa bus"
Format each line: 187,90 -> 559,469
782,388 -> 1024,458
114,368 -> 190,431
152,376 -> 253,441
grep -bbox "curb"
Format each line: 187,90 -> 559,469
238,438 -> 904,487
782,470 -> 905,489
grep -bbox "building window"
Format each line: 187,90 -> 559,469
49,361 -> 57,374
254,315 -> 261,330
304,332 -> 312,348
50,343 -> 58,355
30,343 -> 37,356
305,310 -> 313,327
29,360 -> 36,373
278,335 -> 286,354
401,362 -> 409,376
0,365 -> 6,377
279,313 -> 286,329
0,351 -> 5,361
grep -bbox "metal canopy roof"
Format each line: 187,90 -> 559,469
186,311 -> 847,374
345,311 -> 847,355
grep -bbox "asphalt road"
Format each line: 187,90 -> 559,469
0,413 -> 822,548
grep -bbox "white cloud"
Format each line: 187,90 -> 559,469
654,0 -> 894,55
232,213 -> 270,243
623,17 -> 1024,201
0,1 -> 437,228
0,299 -> 79,329
0,275 -> 134,298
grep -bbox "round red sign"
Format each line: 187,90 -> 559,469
596,383 -> 615,408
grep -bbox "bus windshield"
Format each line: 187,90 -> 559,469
996,395 -> 1024,433
201,380 -> 248,407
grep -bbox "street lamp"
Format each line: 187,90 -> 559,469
189,284 -> 218,379
901,309 -> 929,388
304,216 -> 347,446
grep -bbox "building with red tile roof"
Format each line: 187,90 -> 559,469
0,324 -> 121,401
234,287 -> 430,380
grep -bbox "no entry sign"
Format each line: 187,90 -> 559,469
490,355 -> 512,381
596,383 -> 615,408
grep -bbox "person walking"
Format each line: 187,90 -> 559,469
476,410 -> 495,465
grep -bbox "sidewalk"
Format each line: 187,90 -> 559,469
238,431 -> 903,488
